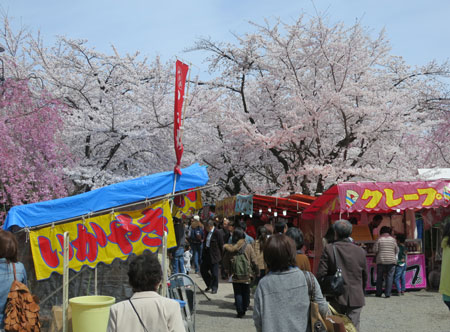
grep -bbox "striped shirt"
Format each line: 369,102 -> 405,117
374,234 -> 398,265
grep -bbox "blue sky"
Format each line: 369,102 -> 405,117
2,1 -> 450,79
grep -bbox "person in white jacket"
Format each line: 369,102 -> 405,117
107,252 -> 185,332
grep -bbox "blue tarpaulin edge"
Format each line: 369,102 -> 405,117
3,163 -> 209,230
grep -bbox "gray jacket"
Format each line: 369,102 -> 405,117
253,267 -> 328,332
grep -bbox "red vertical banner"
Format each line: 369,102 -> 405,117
174,60 -> 189,175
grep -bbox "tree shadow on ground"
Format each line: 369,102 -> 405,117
198,298 -> 235,310
195,309 -> 237,319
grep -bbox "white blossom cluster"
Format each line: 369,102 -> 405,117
1,15 -> 449,199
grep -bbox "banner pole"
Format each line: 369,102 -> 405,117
163,173 -> 178,297
62,231 -> 69,332
162,230 -> 169,297
94,267 -> 98,295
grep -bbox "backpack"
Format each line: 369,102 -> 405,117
4,263 -> 41,332
231,243 -> 251,281
190,226 -> 203,243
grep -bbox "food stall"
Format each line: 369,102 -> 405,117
302,180 -> 450,291
215,194 -> 315,221
3,163 -> 210,328
215,193 -> 316,265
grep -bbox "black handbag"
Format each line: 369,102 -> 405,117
320,244 -> 344,297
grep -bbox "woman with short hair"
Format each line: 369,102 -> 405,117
286,227 -> 311,272
0,230 -> 27,330
253,234 -> 328,332
107,252 -> 185,332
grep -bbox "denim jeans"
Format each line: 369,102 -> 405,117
171,246 -> 185,274
376,264 -> 396,297
394,264 -> 406,292
232,283 -> 250,315
191,243 -> 202,273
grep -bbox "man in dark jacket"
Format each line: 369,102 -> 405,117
219,218 -> 231,244
201,219 -> 224,294
317,219 -> 367,332
218,218 -> 231,279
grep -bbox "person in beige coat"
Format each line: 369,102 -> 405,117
222,227 -> 259,318
107,252 -> 185,332
252,226 -> 269,283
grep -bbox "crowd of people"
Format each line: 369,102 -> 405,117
169,213 -> 450,332
1,212 -> 449,332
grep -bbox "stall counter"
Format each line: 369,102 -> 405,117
365,254 -> 427,291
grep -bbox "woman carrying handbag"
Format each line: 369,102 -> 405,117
253,234 -> 329,332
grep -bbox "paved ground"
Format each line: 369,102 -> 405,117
190,273 -> 449,332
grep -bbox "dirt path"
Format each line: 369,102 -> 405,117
190,273 -> 449,332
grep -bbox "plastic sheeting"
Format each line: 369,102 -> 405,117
4,163 -> 209,230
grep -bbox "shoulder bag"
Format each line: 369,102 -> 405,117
129,299 -> 149,332
302,270 -> 331,332
320,244 -> 345,297
328,305 -> 357,332
302,270 -> 352,332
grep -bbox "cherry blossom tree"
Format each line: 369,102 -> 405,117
191,16 -> 450,195
0,78 -> 70,222
0,15 -> 213,196
419,97 -> 450,167
2,14 -> 449,202
27,38 -> 176,192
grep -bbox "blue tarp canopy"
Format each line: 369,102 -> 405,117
3,163 -> 209,231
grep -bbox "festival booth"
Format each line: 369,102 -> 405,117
3,163 -> 209,330
302,180 -> 450,291
215,194 -> 316,250
215,194 -> 315,222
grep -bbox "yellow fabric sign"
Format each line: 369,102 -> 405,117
172,190 -> 202,218
30,200 -> 176,280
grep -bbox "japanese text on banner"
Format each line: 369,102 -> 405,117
30,200 -> 176,280
339,181 -> 450,212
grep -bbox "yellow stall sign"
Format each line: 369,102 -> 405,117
30,200 -> 176,280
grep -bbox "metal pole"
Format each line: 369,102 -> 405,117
17,184 -> 217,233
94,267 -> 98,295
162,230 -> 168,297
168,60 -> 189,295
163,173 -> 178,298
62,232 -> 70,332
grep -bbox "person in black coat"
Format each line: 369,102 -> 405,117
218,218 -> 231,279
201,219 -> 224,294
